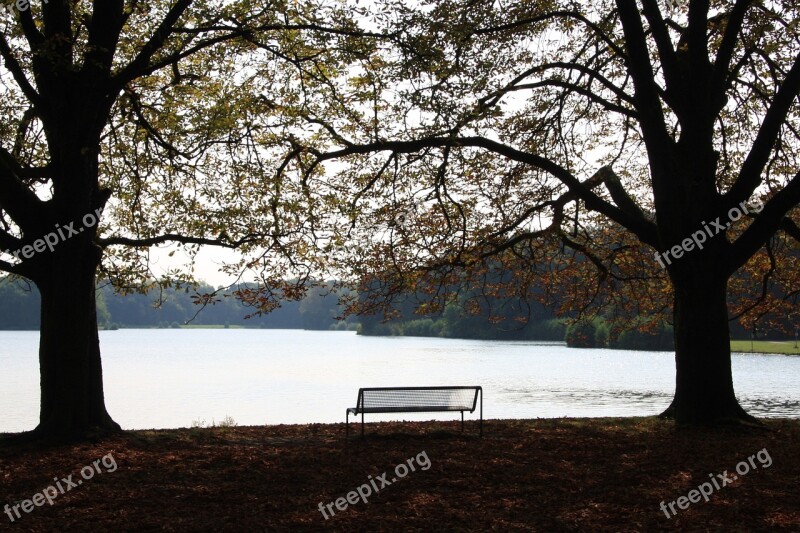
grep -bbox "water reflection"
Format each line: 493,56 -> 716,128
739,397 -> 800,417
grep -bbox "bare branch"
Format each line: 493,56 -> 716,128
474,10 -> 627,60
725,54 -> 800,207
711,0 -> 756,106
111,0 -> 193,87
614,0 -> 672,158
728,171 -> 800,274
317,136 -> 659,245
0,34 -> 42,107
640,0 -> 678,86
98,232 -> 266,249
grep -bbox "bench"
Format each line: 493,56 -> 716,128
346,386 -> 483,438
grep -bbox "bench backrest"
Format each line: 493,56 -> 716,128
354,386 -> 481,413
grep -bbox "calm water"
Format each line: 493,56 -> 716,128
1,329 -> 799,432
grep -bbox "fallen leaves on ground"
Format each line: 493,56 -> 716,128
1,418 -> 798,531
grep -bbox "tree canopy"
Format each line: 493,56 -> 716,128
0,0 -> 378,438
272,0 -> 800,423
1,0 -> 799,436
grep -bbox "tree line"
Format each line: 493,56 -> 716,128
0,277 -> 353,331
2,274 -> 767,351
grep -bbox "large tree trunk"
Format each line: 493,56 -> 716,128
31,238 -> 120,440
660,269 -> 754,424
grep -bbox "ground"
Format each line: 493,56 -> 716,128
1,418 -> 798,531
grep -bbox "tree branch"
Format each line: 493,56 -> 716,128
600,166 -> 648,221
0,34 -> 42,107
506,80 -> 636,117
525,61 -> 636,105
82,0 -> 126,77
98,232 -> 263,249
728,171 -> 800,274
640,0 -> 678,86
111,0 -> 193,87
17,0 -> 45,49
729,237 -> 776,321
686,0 -> 711,81
779,217 -> 800,244
0,227 -> 21,252
0,258 -> 23,276
724,54 -> 800,207
614,0 -> 673,158
0,147 -> 47,230
711,0 -> 755,107
474,10 -> 627,60
316,136 -> 659,246
115,32 -> 243,85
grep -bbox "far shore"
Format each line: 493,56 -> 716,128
4,327 -> 799,355
102,328 -> 800,356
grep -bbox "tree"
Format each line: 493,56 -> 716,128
289,0 -> 800,424
298,282 -> 349,329
0,0 -> 362,439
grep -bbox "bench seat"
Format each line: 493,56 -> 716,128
346,386 -> 482,438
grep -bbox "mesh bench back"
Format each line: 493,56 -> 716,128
357,387 -> 479,413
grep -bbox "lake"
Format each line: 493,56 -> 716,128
1,329 -> 799,432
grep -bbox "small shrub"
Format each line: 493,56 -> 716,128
403,318 -> 436,337
216,415 -> 237,428
565,320 -> 597,348
612,323 -> 675,351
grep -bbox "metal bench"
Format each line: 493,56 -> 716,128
346,386 -> 483,438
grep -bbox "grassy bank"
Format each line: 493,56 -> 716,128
1,418 -> 798,531
731,340 -> 800,355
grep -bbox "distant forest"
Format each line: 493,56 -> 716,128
0,277 -> 354,331
0,275 -> 565,340
0,276 -> 761,350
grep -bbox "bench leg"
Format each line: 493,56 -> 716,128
361,412 -> 364,438
346,410 -> 349,440
480,388 -> 483,437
